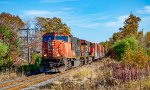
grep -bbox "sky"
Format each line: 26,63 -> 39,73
0,0 -> 150,43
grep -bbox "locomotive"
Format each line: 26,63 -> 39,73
40,32 -> 105,72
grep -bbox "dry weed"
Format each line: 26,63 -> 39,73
0,70 -> 25,82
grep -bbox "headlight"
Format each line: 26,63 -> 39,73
44,54 -> 47,57
57,54 -> 60,57
51,41 -> 55,46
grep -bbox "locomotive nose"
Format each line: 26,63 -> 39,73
48,40 -> 61,58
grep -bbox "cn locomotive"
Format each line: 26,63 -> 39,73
40,32 -> 105,72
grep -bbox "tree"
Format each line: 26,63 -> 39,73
123,47 -> 149,68
36,17 -> 71,35
119,14 -> 141,38
112,36 -> 138,61
143,32 -> 150,56
0,12 -> 24,31
144,32 -> 150,48
108,32 -> 122,46
112,32 -> 121,42
0,13 -> 24,51
0,40 -> 9,58
0,40 -> 13,68
100,41 -> 110,53
0,13 -> 24,65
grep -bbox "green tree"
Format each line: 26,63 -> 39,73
112,36 -> 138,61
0,40 -> 13,68
0,40 -> 9,58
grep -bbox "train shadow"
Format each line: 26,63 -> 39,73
25,71 -> 58,76
45,72 -> 58,74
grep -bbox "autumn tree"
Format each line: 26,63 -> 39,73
123,47 -> 149,68
137,30 -> 144,42
119,14 -> 141,38
0,12 -> 24,31
144,32 -> 150,56
36,17 -> 71,35
0,12 -> 24,48
102,14 -> 141,56
144,32 -> 150,48
107,32 -> 122,46
100,41 -> 110,53
0,12 -> 24,64
112,32 -> 122,42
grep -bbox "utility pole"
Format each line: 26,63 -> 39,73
27,28 -> 30,64
20,28 -> 36,64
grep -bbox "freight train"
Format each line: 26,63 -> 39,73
40,32 -> 105,72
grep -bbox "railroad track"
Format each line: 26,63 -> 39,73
0,67 -> 79,90
0,73 -> 46,90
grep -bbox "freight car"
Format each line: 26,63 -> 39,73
40,32 -> 105,72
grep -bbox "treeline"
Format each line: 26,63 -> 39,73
0,13 -> 24,69
0,12 -> 71,71
101,14 -> 150,68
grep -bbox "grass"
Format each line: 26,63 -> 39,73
38,58 -> 150,90
39,58 -> 117,90
69,67 -> 93,80
0,69 -> 25,82
0,62 -> 41,82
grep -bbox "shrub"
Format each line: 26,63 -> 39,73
31,52 -> 41,64
17,58 -> 41,73
112,36 -> 138,61
35,58 -> 41,67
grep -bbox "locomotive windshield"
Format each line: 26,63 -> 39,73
55,36 -> 68,42
43,35 -> 68,42
43,36 -> 54,42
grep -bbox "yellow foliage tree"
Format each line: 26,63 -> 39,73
119,14 -> 141,39
123,48 -> 134,65
123,47 -> 149,68
36,17 -> 71,35
145,32 -> 150,48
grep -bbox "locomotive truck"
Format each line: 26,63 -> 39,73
40,32 -> 105,72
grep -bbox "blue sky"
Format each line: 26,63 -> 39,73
0,0 -> 150,43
